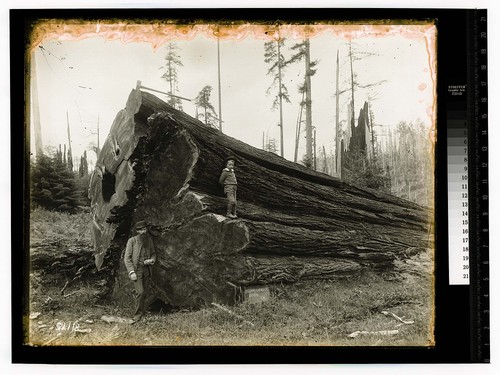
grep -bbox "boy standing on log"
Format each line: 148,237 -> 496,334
124,220 -> 156,323
219,156 -> 238,219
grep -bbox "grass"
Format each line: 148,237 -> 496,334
27,208 -> 434,347
28,273 -> 434,347
30,208 -> 92,247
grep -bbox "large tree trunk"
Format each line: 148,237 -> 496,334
88,88 -> 432,308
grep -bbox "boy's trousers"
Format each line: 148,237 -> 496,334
224,184 -> 237,214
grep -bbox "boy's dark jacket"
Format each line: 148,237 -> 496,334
219,168 -> 237,185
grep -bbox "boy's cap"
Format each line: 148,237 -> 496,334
224,155 -> 237,163
136,220 -> 147,230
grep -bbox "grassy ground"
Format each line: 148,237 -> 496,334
28,209 -> 434,347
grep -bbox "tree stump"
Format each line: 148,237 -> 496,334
88,88 -> 433,307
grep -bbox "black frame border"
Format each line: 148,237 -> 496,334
11,7 -> 487,364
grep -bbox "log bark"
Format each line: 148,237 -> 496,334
89,89 -> 433,308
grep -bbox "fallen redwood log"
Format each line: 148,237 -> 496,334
88,87 -> 433,308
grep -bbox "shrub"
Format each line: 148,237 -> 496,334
31,154 -> 83,213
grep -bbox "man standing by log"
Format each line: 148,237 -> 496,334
124,220 -> 156,323
219,156 -> 238,219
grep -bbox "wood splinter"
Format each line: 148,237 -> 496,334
381,310 -> 414,325
211,302 -> 255,327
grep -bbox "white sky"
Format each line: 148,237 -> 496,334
31,24 -> 435,167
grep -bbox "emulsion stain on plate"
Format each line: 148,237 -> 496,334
418,83 -> 427,91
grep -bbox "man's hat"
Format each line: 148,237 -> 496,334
136,220 -> 147,230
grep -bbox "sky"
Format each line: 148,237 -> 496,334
30,22 -> 436,168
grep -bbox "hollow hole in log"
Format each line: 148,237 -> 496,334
149,298 -> 175,314
102,169 -> 116,202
